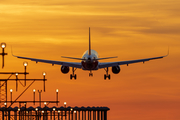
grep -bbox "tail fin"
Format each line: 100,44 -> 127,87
89,27 -> 91,55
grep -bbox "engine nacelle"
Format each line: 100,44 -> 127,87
61,66 -> 70,74
112,66 -> 121,74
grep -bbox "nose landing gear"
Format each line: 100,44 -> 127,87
70,67 -> 77,80
89,70 -> 93,76
104,67 -> 110,80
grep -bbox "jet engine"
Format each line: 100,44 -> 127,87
112,66 -> 120,74
61,66 -> 69,74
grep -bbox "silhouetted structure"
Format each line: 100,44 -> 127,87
0,43 -> 110,120
0,43 -> 8,68
0,106 -> 109,120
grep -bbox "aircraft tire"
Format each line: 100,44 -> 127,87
108,75 -> 110,80
74,74 -> 77,80
70,74 -> 72,80
104,74 -> 106,80
89,73 -> 93,76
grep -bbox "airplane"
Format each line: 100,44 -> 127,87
13,28 -> 168,80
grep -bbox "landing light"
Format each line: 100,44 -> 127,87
23,62 -> 28,67
1,43 -> 6,48
10,89 -> 13,92
43,72 -> 46,76
33,89 -> 36,92
56,89 -> 59,92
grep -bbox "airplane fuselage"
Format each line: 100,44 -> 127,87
81,50 -> 99,70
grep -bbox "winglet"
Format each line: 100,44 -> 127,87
89,27 -> 91,55
165,47 -> 169,57
11,46 -> 15,57
11,46 -> 18,57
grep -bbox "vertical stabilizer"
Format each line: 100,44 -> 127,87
89,27 -> 91,55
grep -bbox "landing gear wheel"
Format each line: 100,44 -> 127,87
74,74 -> 77,80
104,74 -> 106,80
70,74 -> 72,80
70,74 -> 77,80
104,67 -> 111,80
89,73 -> 93,76
108,75 -> 110,80
70,67 -> 77,80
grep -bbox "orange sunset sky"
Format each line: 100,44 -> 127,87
0,0 -> 180,120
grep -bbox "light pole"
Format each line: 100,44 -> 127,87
71,108 -> 73,120
10,89 -> 13,104
42,110 -> 44,120
16,73 -> 18,91
23,61 -> 28,86
35,108 -> 38,120
44,102 -> 47,120
4,102 -> 7,118
18,108 -> 20,120
43,72 -> 46,92
24,102 -> 27,120
53,108 -> 56,120
0,42 -> 7,68
33,89 -> 36,105
56,89 -> 58,106
38,90 -> 42,107
64,102 -> 67,120
58,110 -> 60,120
74,111 -> 77,120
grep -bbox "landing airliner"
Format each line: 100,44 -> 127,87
13,28 -> 168,80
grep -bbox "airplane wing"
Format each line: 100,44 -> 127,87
98,54 -> 168,68
13,55 -> 82,68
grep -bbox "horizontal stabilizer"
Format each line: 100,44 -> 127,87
61,56 -> 85,60
97,56 -> 118,60
62,56 -> 117,60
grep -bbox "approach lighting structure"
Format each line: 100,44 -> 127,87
0,42 -> 8,68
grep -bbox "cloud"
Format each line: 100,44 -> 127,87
137,25 -> 180,34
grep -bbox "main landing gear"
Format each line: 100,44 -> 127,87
89,70 -> 93,77
70,67 -> 77,80
104,67 -> 110,80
